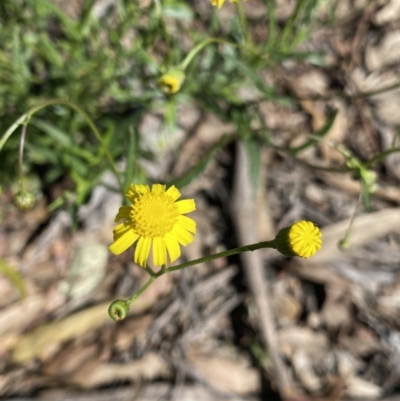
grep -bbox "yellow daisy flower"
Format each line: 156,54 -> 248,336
273,220 -> 322,258
109,184 -> 196,267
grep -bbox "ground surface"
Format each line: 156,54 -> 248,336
2,1 -> 400,400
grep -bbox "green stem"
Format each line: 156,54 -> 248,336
179,38 -> 232,71
127,276 -> 155,305
124,240 -> 277,306
18,124 -> 28,191
0,99 -> 124,195
365,147 -> 400,168
145,265 -> 157,278
266,0 -> 276,50
165,240 -> 276,273
154,0 -> 171,64
234,0 -> 250,44
278,0 -> 306,49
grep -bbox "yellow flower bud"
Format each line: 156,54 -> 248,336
159,68 -> 185,94
273,220 -> 322,259
13,190 -> 36,211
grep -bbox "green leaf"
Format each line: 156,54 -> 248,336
289,109 -> 338,156
172,136 -> 233,189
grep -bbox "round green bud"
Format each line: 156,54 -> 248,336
13,190 -> 36,210
108,299 -> 129,321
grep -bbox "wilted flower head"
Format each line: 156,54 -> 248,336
273,220 -> 322,259
109,184 -> 196,267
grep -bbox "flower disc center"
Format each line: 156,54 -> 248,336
131,192 -> 179,238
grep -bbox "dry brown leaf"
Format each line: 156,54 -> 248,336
187,349 -> 260,395
351,69 -> 400,125
344,376 -> 382,398
339,335 -> 381,357
42,344 -> 99,377
366,31 -> 400,72
278,327 -> 329,359
70,353 -> 171,388
11,293 -> 156,364
292,350 -> 321,392
374,0 -> 400,24
114,314 -> 153,351
319,171 -> 400,204
41,383 -> 257,401
0,294 -> 47,337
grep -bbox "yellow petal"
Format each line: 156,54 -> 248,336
211,0 -> 225,7
177,215 -> 196,234
176,199 -> 196,214
152,184 -> 166,193
114,206 -> 131,222
134,236 -> 152,267
109,230 -> 139,255
166,185 -> 181,201
165,232 -> 181,263
125,184 -> 150,203
173,226 -> 195,246
153,237 -> 167,266
113,221 -> 133,240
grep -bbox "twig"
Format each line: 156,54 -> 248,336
231,142 -> 292,397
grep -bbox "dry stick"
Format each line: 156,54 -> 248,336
231,142 -> 291,397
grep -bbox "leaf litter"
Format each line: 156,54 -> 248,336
3,1 -> 400,400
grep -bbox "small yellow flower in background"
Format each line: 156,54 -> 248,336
159,68 -> 186,94
210,0 -> 225,7
109,184 -> 196,267
210,0 -> 247,8
273,220 -> 322,259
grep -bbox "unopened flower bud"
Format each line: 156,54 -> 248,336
159,68 -> 185,94
273,220 -> 322,259
13,190 -> 36,210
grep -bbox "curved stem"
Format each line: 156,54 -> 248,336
18,124 -> 28,191
0,99 -> 124,195
180,38 -> 234,71
365,147 -> 400,168
127,276 -> 155,305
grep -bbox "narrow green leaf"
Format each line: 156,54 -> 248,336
289,109 -> 338,156
172,136 -> 233,189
